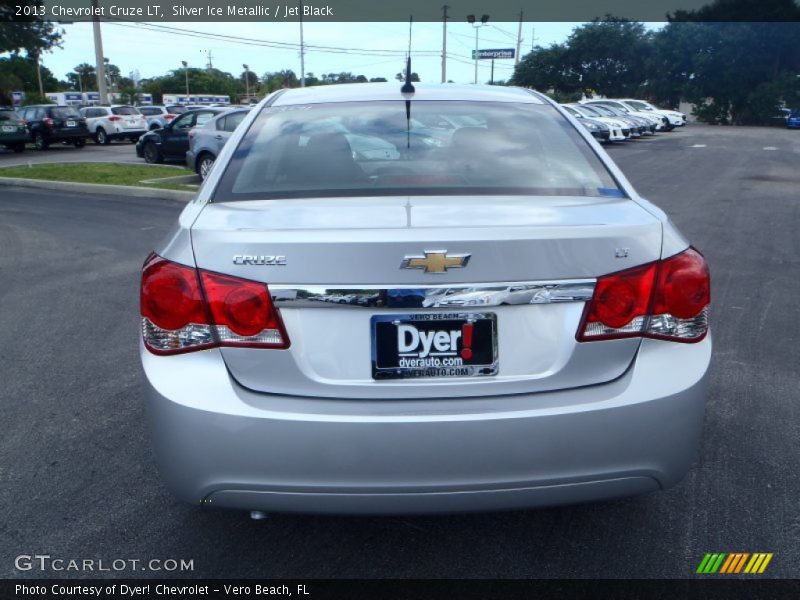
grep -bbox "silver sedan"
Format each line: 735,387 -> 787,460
140,83 -> 711,516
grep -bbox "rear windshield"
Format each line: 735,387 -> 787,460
138,107 -> 161,115
0,110 -> 23,123
213,101 -> 622,201
52,107 -> 80,118
625,100 -> 652,111
111,106 -> 139,115
166,105 -> 186,114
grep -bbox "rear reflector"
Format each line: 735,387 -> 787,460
577,248 -> 710,343
140,254 -> 289,355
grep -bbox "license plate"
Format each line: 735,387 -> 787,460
1,125 -> 15,132
66,120 -> 76,127
371,313 -> 498,380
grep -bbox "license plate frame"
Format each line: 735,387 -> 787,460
1,125 -> 16,132
371,312 -> 498,380
66,120 -> 76,127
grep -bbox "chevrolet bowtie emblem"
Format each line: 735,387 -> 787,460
400,250 -> 471,274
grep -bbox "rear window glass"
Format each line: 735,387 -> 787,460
139,107 -> 160,115
195,112 -> 215,126
166,105 -> 186,114
111,106 -> 139,115
220,111 -> 247,132
52,107 -> 80,118
213,101 -> 622,201
0,110 -> 23,123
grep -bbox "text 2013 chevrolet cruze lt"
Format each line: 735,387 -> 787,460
140,83 -> 711,515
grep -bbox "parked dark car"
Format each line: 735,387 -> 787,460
0,107 -> 29,152
787,108 -> 800,129
135,107 -> 228,164
186,108 -> 250,179
17,105 -> 88,150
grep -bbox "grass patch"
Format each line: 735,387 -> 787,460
0,162 -> 196,191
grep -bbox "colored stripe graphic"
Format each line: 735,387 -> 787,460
719,554 -> 736,574
697,553 -> 727,574
733,553 -> 750,573
744,553 -> 774,574
700,553 -> 774,575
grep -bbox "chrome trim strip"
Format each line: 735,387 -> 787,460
269,280 -> 595,309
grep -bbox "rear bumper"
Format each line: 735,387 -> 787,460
1,133 -> 29,144
49,129 -> 88,141
142,336 -> 711,515
107,129 -> 146,140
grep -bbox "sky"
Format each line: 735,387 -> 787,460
37,21 -> 587,88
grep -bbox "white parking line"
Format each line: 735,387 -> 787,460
690,144 -> 707,148
763,146 -> 778,151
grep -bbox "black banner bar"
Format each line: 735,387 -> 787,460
3,579 -> 800,600
10,0 -> 799,23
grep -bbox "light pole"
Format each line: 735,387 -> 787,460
243,64 -> 250,102
181,61 -> 189,102
33,49 -> 44,98
467,14 -> 489,84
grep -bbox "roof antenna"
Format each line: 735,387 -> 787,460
401,16 -> 415,95
402,15 -> 414,149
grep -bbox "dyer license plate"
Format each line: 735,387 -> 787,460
66,120 -> 76,127
371,313 -> 497,380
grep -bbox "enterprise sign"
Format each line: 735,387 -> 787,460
472,48 -> 515,60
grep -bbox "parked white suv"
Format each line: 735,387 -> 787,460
79,105 -> 148,144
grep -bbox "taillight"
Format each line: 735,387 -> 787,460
43,117 -> 53,127
577,248 -> 710,343
164,114 -> 175,120
140,254 -> 289,355
108,115 -> 121,122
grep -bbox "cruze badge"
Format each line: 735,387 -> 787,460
400,250 -> 471,274
232,255 -> 287,266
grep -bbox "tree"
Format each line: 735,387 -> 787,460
512,18 -> 650,97
0,1 -> 62,55
369,77 -> 388,83
395,71 -> 420,82
564,18 -> 651,97
66,63 -> 96,92
0,54 -> 59,101
261,70 -> 299,93
240,69 -> 260,96
511,43 -> 582,94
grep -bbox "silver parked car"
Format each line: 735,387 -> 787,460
137,105 -> 187,130
186,108 -> 250,180
140,83 -> 711,516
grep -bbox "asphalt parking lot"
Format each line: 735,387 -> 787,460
0,139 -> 143,167
1,125 -> 798,579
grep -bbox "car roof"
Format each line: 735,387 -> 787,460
271,83 -> 546,106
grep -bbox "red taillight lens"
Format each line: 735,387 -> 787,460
199,271 -> 288,345
578,248 -> 710,343
652,248 -> 710,319
589,263 -> 656,330
43,117 -> 53,127
141,254 -> 205,330
164,114 -> 175,120
108,115 -> 121,122
141,254 -> 289,354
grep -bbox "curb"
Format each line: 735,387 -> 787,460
0,176 -> 195,202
